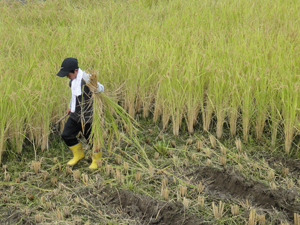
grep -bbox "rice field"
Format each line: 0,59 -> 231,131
1,0 -> 300,224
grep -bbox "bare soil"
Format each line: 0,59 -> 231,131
87,187 -> 204,225
186,166 -> 300,223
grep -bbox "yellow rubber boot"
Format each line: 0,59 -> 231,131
89,150 -> 102,169
67,143 -> 85,166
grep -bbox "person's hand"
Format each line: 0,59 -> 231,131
67,108 -> 71,115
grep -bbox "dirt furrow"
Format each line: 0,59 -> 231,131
84,188 -> 204,225
186,166 -> 300,222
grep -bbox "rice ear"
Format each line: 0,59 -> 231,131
88,73 -> 138,151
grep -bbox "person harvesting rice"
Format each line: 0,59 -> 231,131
56,57 -> 104,169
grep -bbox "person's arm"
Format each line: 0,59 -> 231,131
82,72 -> 104,93
95,82 -> 104,93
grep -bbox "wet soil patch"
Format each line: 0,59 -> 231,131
186,166 -> 300,221
265,156 -> 300,176
0,207 -> 32,225
82,187 -> 204,225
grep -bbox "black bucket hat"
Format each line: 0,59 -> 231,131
57,58 -> 79,77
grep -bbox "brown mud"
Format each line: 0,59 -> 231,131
186,166 -> 300,222
266,156 -> 300,176
82,187 -> 204,225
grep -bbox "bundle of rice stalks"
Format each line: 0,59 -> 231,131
87,73 -> 137,152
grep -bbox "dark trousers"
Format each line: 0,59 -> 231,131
61,117 -> 92,147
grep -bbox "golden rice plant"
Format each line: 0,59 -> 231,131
230,204 -> 239,216
184,159 -> 189,167
286,178 -> 294,189
96,159 -> 102,169
58,163 -> 62,173
235,138 -> 242,152
65,167 -> 72,176
73,170 -> 81,181
4,172 -> 10,182
22,207 -> 30,216
186,138 -> 193,145
0,0 -> 299,166
212,201 -> 225,219
63,207 -> 70,218
248,209 -> 256,225
209,135 -> 217,149
35,214 -> 44,224
235,154 -> 241,162
242,152 -> 249,160
134,154 -> 138,161
42,171 -> 49,181
204,148 -> 212,158
56,209 -> 63,221
115,155 -> 122,165
154,152 -> 159,160
257,214 -> 266,225
123,162 -> 129,173
252,163 -> 258,170
270,182 -> 277,190
238,164 -> 243,171
145,137 -> 151,144
203,99 -> 213,132
82,174 -> 88,185
197,182 -> 205,194
148,165 -> 154,178
206,159 -> 212,166
2,165 -> 7,172
176,191 -> 181,202
32,161 -> 41,174
2,195 -> 9,203
161,188 -> 169,201
220,145 -> 227,155
180,186 -> 187,197
88,73 -> 137,154
14,200 -> 20,209
189,153 -> 196,162
282,167 -> 289,177
196,140 -> 203,152
267,170 -> 275,181
183,197 -> 189,210
162,178 -> 168,188
171,140 -> 176,148
220,156 -> 226,167
294,213 -> 299,225
135,172 -> 142,182
19,185 -> 25,192
198,196 -> 205,207
106,165 -> 111,177
10,186 -> 15,194
239,198 -> 251,209
58,183 -> 64,191
51,177 -> 57,187
115,169 -> 124,184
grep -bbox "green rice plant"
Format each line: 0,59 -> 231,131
153,141 -> 169,156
